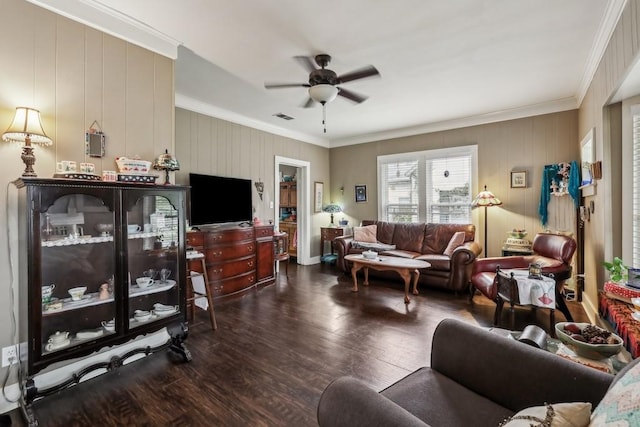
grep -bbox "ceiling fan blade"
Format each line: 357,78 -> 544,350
338,65 -> 380,83
337,87 -> 368,104
301,97 -> 316,108
294,55 -> 318,73
265,82 -> 310,89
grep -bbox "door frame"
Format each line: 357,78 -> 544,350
275,156 -> 311,265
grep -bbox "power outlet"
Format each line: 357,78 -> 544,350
2,345 -> 18,367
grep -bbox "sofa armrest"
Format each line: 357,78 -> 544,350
430,319 -> 613,411
317,377 -> 429,427
472,256 -> 530,275
334,235 -> 354,273
448,241 -> 483,291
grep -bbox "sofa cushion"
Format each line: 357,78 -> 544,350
381,249 -> 421,259
380,367 -> 513,426
443,231 -> 466,257
390,223 -> 425,253
501,402 -> 591,427
354,225 -> 377,243
589,357 -> 640,426
415,254 -> 450,271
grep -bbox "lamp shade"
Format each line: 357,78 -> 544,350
2,107 -> 52,146
152,149 -> 180,172
322,203 -> 342,214
309,84 -> 339,104
472,185 -> 502,208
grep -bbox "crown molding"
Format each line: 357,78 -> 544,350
576,0 -> 627,104
329,97 -> 579,147
26,0 -> 180,59
175,94 -> 330,148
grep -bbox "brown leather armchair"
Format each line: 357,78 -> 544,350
469,233 -> 577,324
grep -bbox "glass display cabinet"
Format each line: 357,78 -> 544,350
13,178 -> 189,406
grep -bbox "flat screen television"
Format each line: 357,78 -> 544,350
189,173 -> 253,226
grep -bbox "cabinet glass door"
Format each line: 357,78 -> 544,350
126,194 -> 181,328
39,192 -> 116,356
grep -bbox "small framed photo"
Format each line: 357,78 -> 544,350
355,185 -> 367,203
314,182 -> 324,213
510,171 -> 527,188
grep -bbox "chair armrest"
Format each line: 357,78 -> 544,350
472,256 -> 530,275
430,319 -> 613,411
318,377 -> 429,427
334,235 -> 354,273
451,241 -> 482,264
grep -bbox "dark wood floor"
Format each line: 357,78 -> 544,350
10,263 -> 588,426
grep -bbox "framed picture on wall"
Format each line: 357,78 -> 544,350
314,182 -> 324,212
510,171 -> 527,188
355,185 -> 367,203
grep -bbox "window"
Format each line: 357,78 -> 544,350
632,112 -> 640,266
377,145 -> 477,223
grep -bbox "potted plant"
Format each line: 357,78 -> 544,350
603,257 -> 628,283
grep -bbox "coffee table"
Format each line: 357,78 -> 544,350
344,254 -> 430,304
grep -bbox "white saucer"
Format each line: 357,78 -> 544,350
47,339 -> 70,350
154,308 -> 178,316
76,329 -> 104,339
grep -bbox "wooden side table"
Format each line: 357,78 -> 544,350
273,232 -> 290,276
320,227 -> 346,262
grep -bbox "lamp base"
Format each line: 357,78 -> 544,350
163,169 -> 171,185
21,146 -> 37,177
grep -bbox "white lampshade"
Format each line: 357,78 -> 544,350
2,107 -> 52,146
309,84 -> 339,104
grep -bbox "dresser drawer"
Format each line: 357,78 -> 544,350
211,271 -> 256,297
186,231 -> 204,248
207,256 -> 256,280
205,241 -> 255,262
255,225 -> 274,239
205,228 -> 254,245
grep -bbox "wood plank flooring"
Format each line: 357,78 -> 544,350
9,263 -> 588,426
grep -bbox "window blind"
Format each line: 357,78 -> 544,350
632,113 -> 640,267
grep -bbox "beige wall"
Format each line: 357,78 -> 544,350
174,107 -> 331,257
0,0 -> 174,399
330,111 -> 579,258
578,0 -> 640,319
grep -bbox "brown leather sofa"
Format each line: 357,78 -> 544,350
334,220 -> 482,292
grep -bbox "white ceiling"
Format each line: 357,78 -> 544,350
31,0 -> 628,147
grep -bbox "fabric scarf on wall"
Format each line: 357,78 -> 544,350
538,160 -> 580,226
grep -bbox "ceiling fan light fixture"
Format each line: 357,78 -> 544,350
309,84 -> 338,104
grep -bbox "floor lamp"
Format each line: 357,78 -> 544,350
472,185 -> 502,257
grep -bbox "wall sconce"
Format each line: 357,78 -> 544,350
254,181 -> 264,200
2,107 -> 53,177
339,186 -> 344,195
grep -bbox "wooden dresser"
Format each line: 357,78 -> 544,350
186,225 -> 275,300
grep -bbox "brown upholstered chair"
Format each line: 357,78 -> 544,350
469,233 -> 577,324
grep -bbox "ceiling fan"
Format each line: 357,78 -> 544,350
265,54 -> 381,108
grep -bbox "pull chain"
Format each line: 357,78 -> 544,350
322,102 -> 327,133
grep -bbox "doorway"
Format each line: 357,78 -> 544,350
275,156 -> 310,265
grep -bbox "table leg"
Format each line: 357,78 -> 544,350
363,268 -> 369,286
397,269 -> 412,304
412,269 -> 420,296
350,263 -> 364,292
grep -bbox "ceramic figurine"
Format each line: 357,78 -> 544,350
99,283 -> 110,300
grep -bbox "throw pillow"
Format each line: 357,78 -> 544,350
500,402 -> 591,427
443,231 -> 466,257
353,224 -> 377,243
589,359 -> 640,426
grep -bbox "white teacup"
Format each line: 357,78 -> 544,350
68,286 -> 87,301
127,224 -> 141,233
102,319 -> 115,332
42,284 -> 55,301
48,331 -> 69,344
134,310 -> 151,322
136,277 -> 154,288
